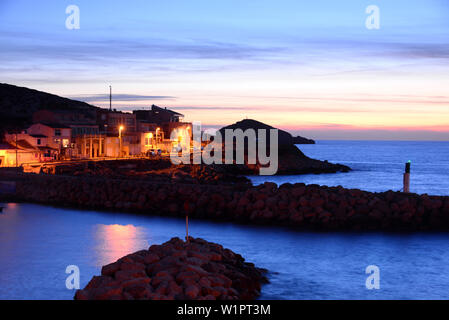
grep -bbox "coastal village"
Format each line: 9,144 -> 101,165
0,104 -> 193,168
1,86 -> 449,302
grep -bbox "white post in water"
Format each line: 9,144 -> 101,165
403,160 -> 411,193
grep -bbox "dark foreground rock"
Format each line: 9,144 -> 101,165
75,237 -> 267,300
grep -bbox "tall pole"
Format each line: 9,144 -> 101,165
109,85 -> 112,111
15,132 -> 18,167
119,126 -> 122,158
403,160 -> 411,193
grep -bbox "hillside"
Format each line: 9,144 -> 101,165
0,83 -> 98,137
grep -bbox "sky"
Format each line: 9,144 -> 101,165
1,0 -> 448,140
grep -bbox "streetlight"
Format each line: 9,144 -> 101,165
148,132 -> 153,149
119,125 -> 124,157
156,127 -> 160,144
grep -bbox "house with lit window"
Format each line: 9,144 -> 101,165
134,105 -> 192,153
5,123 -> 72,160
0,141 -> 49,167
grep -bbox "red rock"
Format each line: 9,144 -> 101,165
185,257 -> 205,266
91,286 -> 123,300
181,278 -> 198,287
101,262 -> 120,277
237,197 -> 250,207
189,251 -> 209,261
121,277 -> 151,288
175,271 -> 200,284
121,291 -> 134,300
120,262 -> 146,271
217,274 -> 232,288
253,199 -> 265,210
74,289 -> 89,300
155,281 -> 169,295
184,264 -> 208,276
143,253 -> 160,264
124,284 -> 151,299
211,286 -> 227,298
185,285 -> 200,299
85,275 -> 115,289
172,250 -> 187,258
152,273 -> 174,287
207,276 -> 225,287
298,196 -> 308,207
292,186 -> 305,197
167,281 -> 183,295
115,269 -> 147,282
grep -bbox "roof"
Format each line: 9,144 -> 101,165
152,105 -> 183,117
38,122 -> 71,129
0,142 -> 17,150
37,146 -> 58,151
14,140 -> 37,150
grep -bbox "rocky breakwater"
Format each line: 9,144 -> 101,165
43,159 -> 251,186
10,173 -> 449,231
75,237 -> 267,300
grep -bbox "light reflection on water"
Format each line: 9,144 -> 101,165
92,224 -> 149,266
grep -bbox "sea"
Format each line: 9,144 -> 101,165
1,140 -> 449,300
250,140 -> 449,196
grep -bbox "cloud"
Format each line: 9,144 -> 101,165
168,106 -> 256,111
0,30 -> 284,64
70,94 -> 177,102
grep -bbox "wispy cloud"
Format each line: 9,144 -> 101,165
70,94 -> 177,102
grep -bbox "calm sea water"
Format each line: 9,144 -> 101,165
249,140 -> 449,196
1,141 -> 449,300
2,203 -> 449,300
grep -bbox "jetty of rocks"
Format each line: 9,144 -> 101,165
75,237 -> 267,300
3,171 -> 449,231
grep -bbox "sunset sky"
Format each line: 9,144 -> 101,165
1,0 -> 448,140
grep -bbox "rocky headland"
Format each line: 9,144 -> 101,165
75,237 -> 267,300
217,119 -> 349,175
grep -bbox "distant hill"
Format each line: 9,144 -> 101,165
291,135 -> 315,144
0,83 -> 98,137
218,119 -> 348,174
